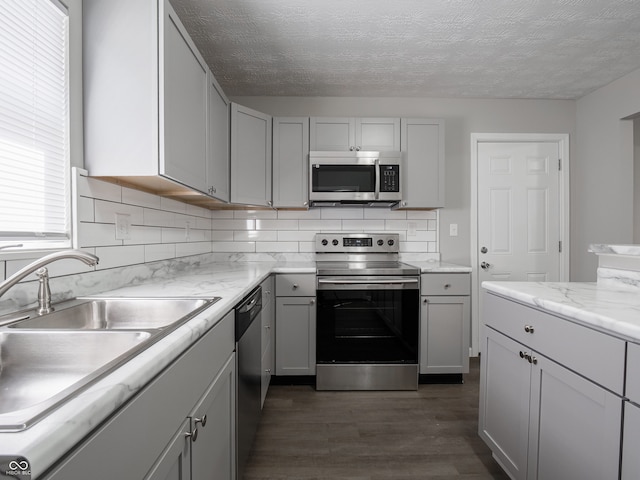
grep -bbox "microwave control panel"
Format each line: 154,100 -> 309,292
380,165 -> 400,192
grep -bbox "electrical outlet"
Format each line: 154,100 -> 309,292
407,221 -> 417,237
449,223 -> 458,237
115,213 -> 131,240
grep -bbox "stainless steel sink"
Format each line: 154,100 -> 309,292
0,330 -> 152,431
0,296 -> 221,430
8,297 -> 216,330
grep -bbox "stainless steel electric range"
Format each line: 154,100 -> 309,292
315,233 -> 420,390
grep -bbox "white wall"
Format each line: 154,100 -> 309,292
231,96 -> 576,267
575,68 -> 640,280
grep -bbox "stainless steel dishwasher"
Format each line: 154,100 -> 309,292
235,286 -> 262,480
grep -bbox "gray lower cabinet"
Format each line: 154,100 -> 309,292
43,311 -> 236,480
479,293 -> 624,480
420,273 -> 470,374
275,274 -> 316,376
261,275 -> 275,406
230,103 -> 272,206
622,342 -> 640,479
272,117 -> 310,208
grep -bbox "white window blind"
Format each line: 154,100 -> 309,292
0,0 -> 70,248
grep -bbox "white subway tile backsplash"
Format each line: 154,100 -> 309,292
298,219 -> 342,231
95,245 -> 145,269
122,187 -> 162,209
213,242 -> 255,253
320,208 -> 364,220
234,230 -> 278,242
73,173 -> 440,273
256,219 -> 299,230
277,230 -> 316,241
94,200 -> 144,225
78,223 -> 122,248
341,219 -> 386,231
212,219 -> 256,231
144,244 -> 176,262
123,226 -> 162,245
256,242 -> 298,253
176,242 -> 211,257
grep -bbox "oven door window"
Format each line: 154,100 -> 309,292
317,289 -> 419,364
311,164 -> 376,193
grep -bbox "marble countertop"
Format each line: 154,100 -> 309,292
407,261 -> 472,273
1,260 -> 315,478
482,281 -> 640,343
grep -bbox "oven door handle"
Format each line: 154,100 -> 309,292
317,278 -> 419,290
374,158 -> 380,200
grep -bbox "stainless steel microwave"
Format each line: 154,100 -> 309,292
309,151 -> 402,207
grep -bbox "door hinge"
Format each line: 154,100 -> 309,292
558,159 -> 562,171
559,240 -> 562,253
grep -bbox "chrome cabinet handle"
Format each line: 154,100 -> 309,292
265,368 -> 271,374
444,283 -> 451,289
185,428 -> 198,442
481,262 -> 491,270
349,146 -> 355,151
292,283 -> 298,290
195,415 -> 207,428
310,299 -> 315,305
524,325 -> 535,333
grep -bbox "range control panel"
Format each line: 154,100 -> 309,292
315,233 -> 399,253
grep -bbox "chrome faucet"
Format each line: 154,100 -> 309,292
0,249 -> 99,315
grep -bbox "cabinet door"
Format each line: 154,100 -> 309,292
190,354 -> 236,480
528,354 -> 622,480
231,103 -> 273,206
207,73 -> 230,202
261,276 -> 275,406
400,118 -> 445,208
310,117 -> 355,151
144,419 -> 191,480
478,328 -> 531,480
261,340 -> 273,407
161,0 -> 208,192
273,117 -> 310,208
356,118 -> 400,151
420,296 -> 469,374
622,401 -> 640,480
275,297 -> 316,375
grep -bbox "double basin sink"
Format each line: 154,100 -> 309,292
0,296 -> 220,431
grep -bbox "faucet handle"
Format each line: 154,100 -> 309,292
35,267 -> 49,279
36,267 -> 54,315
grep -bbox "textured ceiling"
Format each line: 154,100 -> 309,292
171,0 -> 640,99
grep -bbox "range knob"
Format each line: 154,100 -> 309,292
321,239 -> 328,246
377,239 -> 384,246
387,239 -> 395,246
332,239 -> 339,246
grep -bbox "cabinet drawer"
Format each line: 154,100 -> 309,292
421,273 -> 470,295
276,273 -> 315,296
484,292 -> 625,394
626,342 -> 640,404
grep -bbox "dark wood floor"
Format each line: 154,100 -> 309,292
244,358 -> 509,480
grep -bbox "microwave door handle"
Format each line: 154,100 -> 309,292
374,158 -> 380,200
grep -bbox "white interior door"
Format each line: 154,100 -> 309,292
471,134 -> 570,355
478,141 -> 560,282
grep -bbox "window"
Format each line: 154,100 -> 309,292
0,0 -> 71,250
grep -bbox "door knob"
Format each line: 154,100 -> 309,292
481,246 -> 488,254
480,261 -> 491,270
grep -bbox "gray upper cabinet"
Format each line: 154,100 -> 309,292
207,74 -> 230,202
161,3 -> 208,192
310,117 -> 400,151
272,117 -> 310,208
399,118 -> 445,208
83,0 -> 225,199
231,103 -> 273,207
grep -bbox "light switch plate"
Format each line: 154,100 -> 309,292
449,223 -> 458,237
